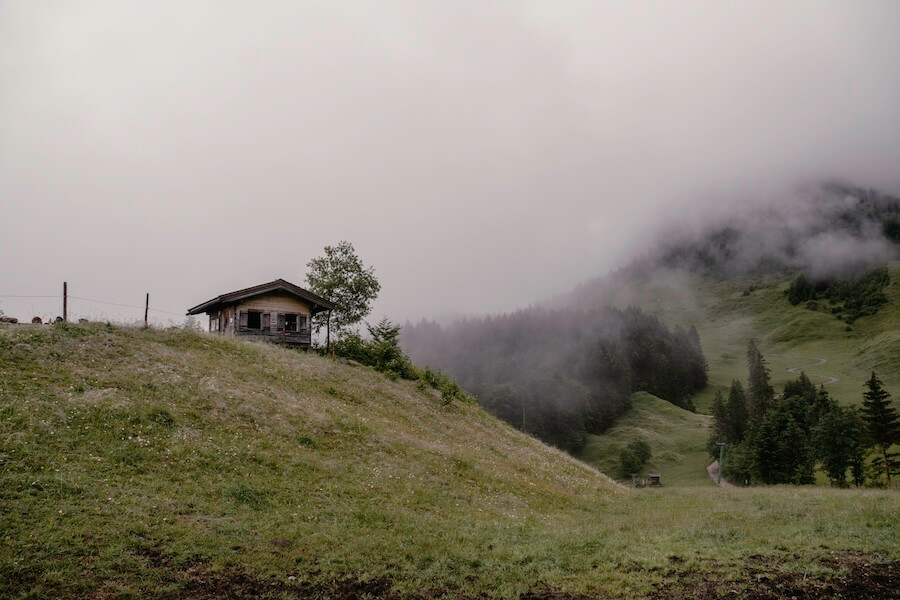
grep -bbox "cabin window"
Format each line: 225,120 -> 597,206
240,310 -> 262,330
209,315 -> 220,332
285,314 -> 298,332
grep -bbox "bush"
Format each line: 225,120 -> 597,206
419,366 -> 476,405
332,320 -> 474,405
618,439 -> 652,477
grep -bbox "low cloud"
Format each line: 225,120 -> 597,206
1,2 -> 899,323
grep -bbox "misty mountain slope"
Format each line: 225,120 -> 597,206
3,324 -> 899,599
577,392 -> 713,487
578,261 -> 900,414
647,183 -> 900,279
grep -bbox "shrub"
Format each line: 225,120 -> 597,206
618,439 -> 652,478
332,320 -> 474,405
628,439 -> 652,463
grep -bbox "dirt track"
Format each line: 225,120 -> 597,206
785,357 -> 839,385
706,460 -> 735,487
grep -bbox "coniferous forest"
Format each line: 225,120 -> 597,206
710,342 -> 898,487
403,306 -> 708,452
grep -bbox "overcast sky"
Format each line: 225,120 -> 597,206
2,1 -> 900,325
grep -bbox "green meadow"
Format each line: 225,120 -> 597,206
1,323 -> 897,598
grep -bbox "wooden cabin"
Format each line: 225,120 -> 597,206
186,279 -> 334,349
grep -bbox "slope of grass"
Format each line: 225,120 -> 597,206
1,323 -> 898,598
578,392 -> 713,487
596,261 -> 900,413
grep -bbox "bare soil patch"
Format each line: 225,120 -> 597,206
79,549 -> 899,599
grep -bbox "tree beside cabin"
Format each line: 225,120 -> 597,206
186,279 -> 334,348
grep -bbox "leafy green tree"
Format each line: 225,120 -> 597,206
618,440 -> 651,478
746,340 -> 774,422
816,405 -> 865,487
721,441 -> 753,485
861,372 -> 898,485
628,439 -> 652,464
306,241 -> 381,343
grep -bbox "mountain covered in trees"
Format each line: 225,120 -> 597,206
402,306 -> 707,452
649,182 -> 900,279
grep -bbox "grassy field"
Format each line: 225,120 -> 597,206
578,392 -> 713,487
1,323 -> 898,598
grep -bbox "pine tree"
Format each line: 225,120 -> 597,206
816,405 -> 864,487
750,397 -> 815,485
810,385 -> 836,427
746,340 -> 774,422
725,380 -> 749,444
708,389 -> 727,456
861,372 -> 899,484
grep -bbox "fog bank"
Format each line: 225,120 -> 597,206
2,2 -> 900,323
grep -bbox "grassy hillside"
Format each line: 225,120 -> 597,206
578,392 -> 713,487
596,260 -> 900,413
1,324 -> 899,598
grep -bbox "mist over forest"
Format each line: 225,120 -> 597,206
402,306 -> 707,451
643,182 -> 899,279
402,181 -> 900,452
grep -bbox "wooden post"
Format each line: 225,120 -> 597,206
144,293 -> 149,327
63,282 -> 67,322
326,310 -> 331,355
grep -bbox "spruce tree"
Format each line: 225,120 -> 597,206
816,405 -> 864,487
861,372 -> 898,484
725,380 -> 749,444
746,340 -> 774,422
750,397 -> 815,485
810,385 -> 836,427
708,389 -> 728,456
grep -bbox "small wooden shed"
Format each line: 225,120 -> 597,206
648,473 -> 661,487
186,279 -> 334,349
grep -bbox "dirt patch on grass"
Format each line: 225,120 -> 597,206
78,549 -> 899,599
652,552 -> 900,600
166,569 -> 397,600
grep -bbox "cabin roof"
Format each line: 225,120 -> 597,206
186,279 -> 335,316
